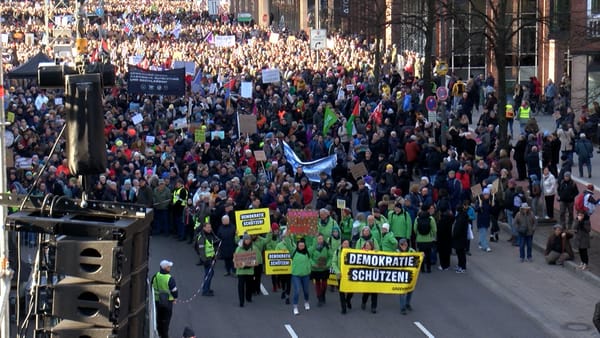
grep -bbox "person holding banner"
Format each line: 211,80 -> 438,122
359,240 -> 379,314
310,234 -> 332,307
291,238 -> 312,315
398,238 -> 416,315
355,226 -> 380,251
235,233 -> 255,307
332,239 -> 353,314
380,223 -> 398,252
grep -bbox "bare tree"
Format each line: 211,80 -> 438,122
447,0 -> 550,149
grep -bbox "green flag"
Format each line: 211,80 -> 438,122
346,115 -> 355,139
323,107 -> 338,136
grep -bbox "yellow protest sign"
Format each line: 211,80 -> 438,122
264,250 -> 292,275
339,248 -> 423,294
327,270 -> 338,286
6,112 -> 15,123
234,208 -> 271,236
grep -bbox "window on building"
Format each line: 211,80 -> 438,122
550,0 -> 570,32
591,0 -> 600,15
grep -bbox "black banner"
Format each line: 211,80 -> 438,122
127,67 -> 185,96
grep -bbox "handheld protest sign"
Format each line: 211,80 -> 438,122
349,162 -> 368,180
264,250 -> 292,275
286,209 -> 319,236
234,208 -> 271,236
254,150 -> 267,162
234,251 -> 257,268
339,248 -> 423,294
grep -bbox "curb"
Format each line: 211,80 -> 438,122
498,221 -> 600,289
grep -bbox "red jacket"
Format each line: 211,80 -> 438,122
404,141 -> 420,162
301,184 -> 313,206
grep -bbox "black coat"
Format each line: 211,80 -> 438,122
217,223 -> 237,259
452,210 -> 470,250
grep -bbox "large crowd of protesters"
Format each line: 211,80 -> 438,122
2,0 -> 597,325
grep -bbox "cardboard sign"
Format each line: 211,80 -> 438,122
337,199 -> 346,209
238,114 -> 257,135
254,150 -> 267,162
264,250 -> 292,275
339,248 -> 423,294
145,135 -> 156,144
234,208 -> 271,236
349,162 -> 368,180
286,209 -> 319,236
234,251 -> 257,269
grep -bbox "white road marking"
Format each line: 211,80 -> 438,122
414,321 -> 435,338
260,283 -> 269,295
284,324 -> 298,338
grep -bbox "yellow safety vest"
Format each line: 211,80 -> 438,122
519,106 -> 530,119
153,272 -> 174,301
172,187 -> 183,204
205,238 -> 215,258
505,104 -> 514,119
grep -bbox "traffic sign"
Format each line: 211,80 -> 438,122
436,86 -> 448,101
310,29 -> 327,50
425,96 -> 437,111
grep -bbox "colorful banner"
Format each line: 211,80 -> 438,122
339,248 -> 423,294
264,250 -> 292,275
283,141 -> 336,183
286,209 -> 318,236
234,208 -> 271,236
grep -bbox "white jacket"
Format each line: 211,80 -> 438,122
542,173 -> 557,196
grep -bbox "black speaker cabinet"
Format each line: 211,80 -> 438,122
55,237 -> 131,284
52,277 -> 130,327
50,319 -> 128,338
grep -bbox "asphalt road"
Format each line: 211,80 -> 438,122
149,232 -> 599,338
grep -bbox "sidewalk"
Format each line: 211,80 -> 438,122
497,220 -> 600,288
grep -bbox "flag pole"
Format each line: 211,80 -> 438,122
0,21 -> 14,337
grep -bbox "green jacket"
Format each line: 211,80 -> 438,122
331,247 -> 345,275
387,210 -> 412,239
291,250 -> 311,276
328,236 -> 341,253
413,215 -> 437,243
235,246 -> 255,276
309,244 -> 332,272
318,216 -> 338,239
252,234 -> 272,265
359,223 -> 382,245
153,186 -> 172,210
355,236 -> 380,250
380,231 -> 398,252
339,215 -> 354,241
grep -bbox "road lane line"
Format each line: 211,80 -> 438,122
414,322 -> 435,338
260,283 -> 269,295
284,324 -> 298,338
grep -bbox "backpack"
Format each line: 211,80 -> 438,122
575,193 -> 589,214
416,215 -> 431,236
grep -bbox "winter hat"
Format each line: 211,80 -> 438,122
520,203 -> 530,209
271,222 -> 280,231
382,223 -> 390,230
564,171 -> 571,178
183,327 -> 195,338
242,232 -> 251,241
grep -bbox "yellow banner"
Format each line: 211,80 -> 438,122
264,250 -> 292,275
339,248 -> 423,294
234,208 -> 271,236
